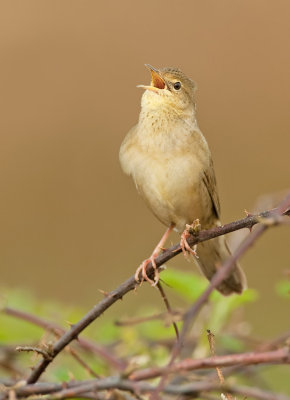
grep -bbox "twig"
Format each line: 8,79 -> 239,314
207,330 -> 226,385
63,346 -> 99,378
15,345 -> 101,383
224,384 -> 290,400
129,346 -> 290,381
2,307 -> 126,371
115,311 -> 182,327
5,377 -> 290,400
156,282 -> 179,340
153,193 -> 290,397
258,331 -> 290,352
12,200 -> 289,384
15,334 -> 99,378
0,346 -> 23,378
15,346 -> 52,360
207,330 -> 232,400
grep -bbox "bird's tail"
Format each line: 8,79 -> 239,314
195,235 -> 247,295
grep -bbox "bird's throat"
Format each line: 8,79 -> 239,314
137,107 -> 197,153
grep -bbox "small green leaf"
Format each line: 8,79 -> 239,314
161,268 -> 208,301
276,281 -> 290,298
209,289 -> 258,332
218,334 -> 245,352
137,319 -> 182,340
51,366 -> 70,382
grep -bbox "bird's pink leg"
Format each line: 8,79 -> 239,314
135,224 -> 174,286
180,219 -> 200,258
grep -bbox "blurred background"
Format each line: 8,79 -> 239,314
0,1 -> 289,337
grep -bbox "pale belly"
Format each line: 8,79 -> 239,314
131,152 -> 212,232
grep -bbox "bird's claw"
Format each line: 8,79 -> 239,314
135,256 -> 159,287
180,220 -> 200,258
180,232 -> 197,258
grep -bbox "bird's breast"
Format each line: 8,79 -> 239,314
121,144 -> 208,229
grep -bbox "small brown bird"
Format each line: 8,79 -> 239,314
119,65 -> 247,295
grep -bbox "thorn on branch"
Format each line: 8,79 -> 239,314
16,346 -> 53,361
19,195 -> 290,385
98,289 -> 110,297
66,321 -> 75,329
244,209 -> 253,217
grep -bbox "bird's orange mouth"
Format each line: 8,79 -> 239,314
150,69 -> 166,89
137,64 -> 166,92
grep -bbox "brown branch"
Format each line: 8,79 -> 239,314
115,310 -> 182,327
0,346 -> 24,378
10,200 -> 289,385
5,377 -> 290,400
16,343 -> 99,379
64,347 -> 99,378
129,346 -> 290,381
258,330 -> 290,352
156,282 -> 179,340
15,346 -> 53,360
206,329 -> 231,400
224,384 -> 290,400
152,193 -> 290,398
2,307 -> 126,371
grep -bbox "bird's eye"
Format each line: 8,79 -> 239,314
173,81 -> 181,90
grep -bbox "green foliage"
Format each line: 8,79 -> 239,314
275,280 -> 290,298
0,270 -> 258,382
161,268 -> 208,301
162,268 -> 257,333
209,288 -> 258,332
217,334 -> 246,352
0,288 -> 44,342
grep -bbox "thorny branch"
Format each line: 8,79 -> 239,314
2,376 -> 290,400
129,346 -> 290,381
152,193 -> 290,398
156,282 -> 179,339
7,197 -> 290,385
2,307 -> 126,371
15,346 -> 53,361
0,194 -> 289,400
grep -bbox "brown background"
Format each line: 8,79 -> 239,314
0,0 -> 289,337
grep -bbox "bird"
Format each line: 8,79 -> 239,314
119,64 -> 247,295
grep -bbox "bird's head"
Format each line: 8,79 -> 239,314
138,64 -> 196,115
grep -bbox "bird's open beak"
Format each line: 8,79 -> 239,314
137,64 -> 166,92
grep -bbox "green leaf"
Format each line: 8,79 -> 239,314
209,289 -> 258,332
161,268 -> 208,301
137,318 -> 182,340
162,268 -> 258,332
218,334 -> 245,352
276,281 -> 290,298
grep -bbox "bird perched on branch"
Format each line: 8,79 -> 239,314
119,64 -> 247,295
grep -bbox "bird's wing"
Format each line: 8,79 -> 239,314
202,158 -> 221,219
119,124 -> 138,176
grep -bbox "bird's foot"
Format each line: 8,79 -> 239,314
180,230 -> 197,258
135,255 -> 159,287
134,225 -> 174,287
180,219 -> 200,258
